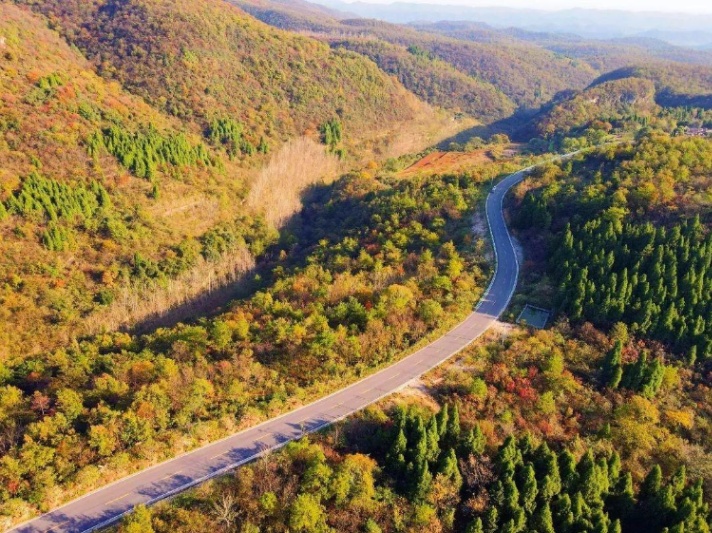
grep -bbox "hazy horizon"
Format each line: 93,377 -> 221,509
330,0 -> 712,15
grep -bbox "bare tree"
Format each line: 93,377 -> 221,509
211,492 -> 239,532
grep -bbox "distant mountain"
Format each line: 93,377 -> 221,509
232,0 -> 602,114
415,21 -> 712,71
312,1 -> 712,47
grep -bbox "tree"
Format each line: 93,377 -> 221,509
532,502 -> 555,533
602,340 -> 623,389
55,389 -> 83,422
461,425 -> 486,456
426,416 -> 441,463
289,494 -> 327,532
411,458 -> 433,501
559,450 -> 579,492
483,506 -> 499,533
436,404 -> 450,438
444,403 -> 461,449
119,505 -> 154,533
211,493 -> 238,531
640,465 -> 663,501
466,517 -> 484,533
520,463 -> 538,514
438,448 -> 462,489
388,426 -> 407,472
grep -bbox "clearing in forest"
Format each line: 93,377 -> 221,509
399,150 -> 495,177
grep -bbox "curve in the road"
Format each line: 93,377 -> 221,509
10,164 -> 535,533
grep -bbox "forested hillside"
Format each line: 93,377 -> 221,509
13,0 -> 437,150
512,134 -> 712,360
326,39 -> 515,122
231,0 -> 599,113
0,0 -> 462,359
109,319 -> 712,533
529,78 -> 659,138
0,3 -> 273,358
591,65 -> 712,109
0,170 -> 495,526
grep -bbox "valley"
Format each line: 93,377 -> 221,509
0,0 -> 711,532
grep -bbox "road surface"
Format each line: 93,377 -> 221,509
9,164 -> 534,533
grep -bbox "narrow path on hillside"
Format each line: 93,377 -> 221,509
10,157 -> 569,533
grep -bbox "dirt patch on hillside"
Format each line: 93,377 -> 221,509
399,150 -> 494,177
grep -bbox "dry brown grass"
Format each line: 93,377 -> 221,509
399,150 -> 495,177
84,248 -> 255,335
247,137 -> 344,227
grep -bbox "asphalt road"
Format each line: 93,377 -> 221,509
9,164 -> 533,533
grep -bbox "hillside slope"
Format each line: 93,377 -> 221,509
14,0 -> 436,150
527,77 -> 660,138
592,64 -> 712,108
0,3 -> 269,358
230,0 -> 598,112
0,0 -> 462,359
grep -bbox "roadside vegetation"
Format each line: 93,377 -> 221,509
0,169 -> 494,526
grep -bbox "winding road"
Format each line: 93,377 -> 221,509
10,163 -> 536,533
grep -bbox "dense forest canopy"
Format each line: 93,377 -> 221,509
2,0 -> 712,531
0,171 -> 492,523
513,134 -> 712,360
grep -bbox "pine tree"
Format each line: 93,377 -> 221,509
609,472 -> 635,521
461,424 -> 486,456
503,476 -> 521,515
640,465 -> 663,501
532,502 -> 555,533
466,518 -> 484,533
426,416 -> 441,463
520,463 -> 538,514
411,458 -> 432,501
483,507 -> 499,533
444,403 -> 461,449
602,340 -> 624,388
387,426 -> 407,473
438,448 -> 462,488
559,449 -> 579,492
436,404 -> 449,438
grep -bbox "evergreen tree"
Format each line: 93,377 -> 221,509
532,502 -> 556,533
520,463 -> 538,514
426,416 -> 441,463
466,517 -> 484,533
483,507 -> 499,533
444,403 -> 461,449
438,448 -> 462,488
602,340 -> 624,389
461,424 -> 486,456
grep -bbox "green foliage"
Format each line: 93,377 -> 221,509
207,118 -> 258,158
25,72 -> 65,105
478,438 -> 709,533
0,172 -> 485,516
320,119 -> 343,153
516,135 -> 712,360
553,217 -> 711,359
6,172 -> 110,223
94,125 -> 214,179
4,173 -> 114,251
41,223 -> 73,252
333,39 -> 515,121
120,504 -> 154,533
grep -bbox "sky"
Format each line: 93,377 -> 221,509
344,0 -> 712,14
